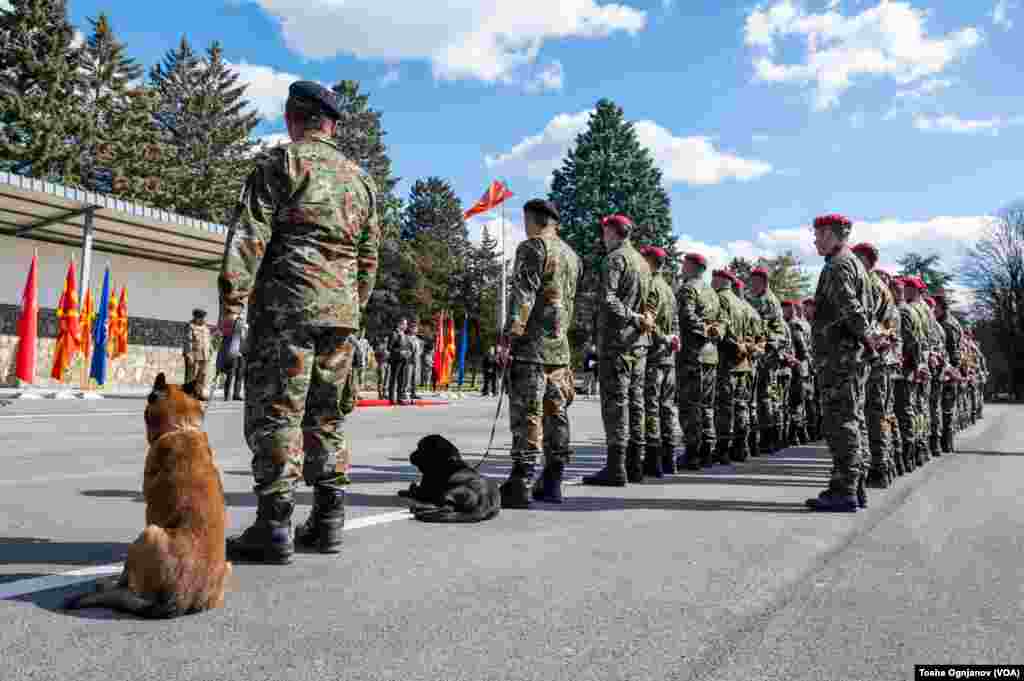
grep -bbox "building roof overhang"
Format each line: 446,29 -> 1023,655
0,172 -> 228,271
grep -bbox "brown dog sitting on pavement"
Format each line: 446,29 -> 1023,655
64,373 -> 232,618
398,434 -> 501,523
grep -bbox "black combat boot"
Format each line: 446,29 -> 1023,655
806,489 -> 858,512
916,441 -> 928,466
660,444 -> 677,475
626,442 -> 645,483
714,439 -> 732,465
856,475 -> 868,509
294,482 -> 346,554
902,442 -> 916,472
731,430 -> 750,462
699,441 -> 716,468
582,445 -> 627,487
930,435 -> 942,458
226,491 -> 295,564
532,452 -> 568,503
941,427 -> 954,453
865,466 -> 889,489
677,443 -> 701,471
759,426 -> 775,455
748,429 -> 760,457
500,460 -> 537,509
643,443 -> 664,478
893,452 -> 904,476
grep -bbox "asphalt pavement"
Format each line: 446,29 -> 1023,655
0,393 -> 1020,681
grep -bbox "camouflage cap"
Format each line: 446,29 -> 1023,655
288,81 -> 342,120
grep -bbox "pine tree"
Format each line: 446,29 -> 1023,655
731,252 -> 813,301
330,79 -> 398,196
0,0 -> 83,182
400,176 -> 469,248
898,252 -> 954,296
77,12 -> 144,192
103,86 -> 176,207
548,99 -> 675,341
148,38 -> 260,223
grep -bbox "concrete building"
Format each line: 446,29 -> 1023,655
0,172 -> 227,390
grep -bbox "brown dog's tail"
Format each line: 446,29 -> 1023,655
64,587 -> 181,619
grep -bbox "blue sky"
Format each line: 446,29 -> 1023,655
54,0 -> 1024,287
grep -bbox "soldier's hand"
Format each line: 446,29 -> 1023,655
706,325 -> 721,339
670,335 -> 681,352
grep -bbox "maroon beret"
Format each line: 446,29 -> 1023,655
751,266 -> 769,278
684,252 -> 707,266
813,214 -> 852,229
852,242 -> 879,262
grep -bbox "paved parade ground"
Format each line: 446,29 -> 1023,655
0,395 -> 1021,681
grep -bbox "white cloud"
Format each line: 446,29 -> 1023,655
226,60 -> 315,121
466,214 -> 527,261
257,132 -> 291,148
248,0 -> 645,92
991,0 -> 1016,29
379,67 -> 401,88
912,114 -> 1024,135
485,109 -> 773,187
744,1 -> 982,111
523,61 -> 564,93
895,77 -> 953,98
71,30 -> 85,48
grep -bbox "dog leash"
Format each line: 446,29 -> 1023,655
474,363 -> 508,471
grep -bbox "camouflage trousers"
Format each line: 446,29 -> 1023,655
183,357 -> 211,399
678,362 -> 717,449
508,361 -> 574,464
789,372 -> 811,430
894,378 -> 915,452
941,382 -> 957,436
755,365 -> 783,434
777,371 -> 791,442
916,377 -> 932,452
244,323 -> 355,496
930,380 -> 943,442
716,367 -> 753,447
865,363 -> 894,470
821,363 -> 868,495
644,361 -> 678,449
599,347 -> 647,450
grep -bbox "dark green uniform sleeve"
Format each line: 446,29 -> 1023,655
504,239 -> 545,339
356,175 -> 381,310
944,318 -> 963,368
833,260 -> 871,340
602,252 -> 636,328
218,149 -> 288,318
677,285 -> 703,338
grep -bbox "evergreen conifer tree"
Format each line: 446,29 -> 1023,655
0,0 -> 83,182
330,79 -> 398,196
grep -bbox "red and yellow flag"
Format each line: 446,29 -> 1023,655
463,180 -> 513,221
432,311 -> 445,385
442,313 -> 457,386
113,286 -> 128,358
51,260 -> 82,381
106,284 -> 119,358
80,287 -> 96,360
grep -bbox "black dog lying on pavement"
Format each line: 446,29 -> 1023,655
398,434 -> 501,523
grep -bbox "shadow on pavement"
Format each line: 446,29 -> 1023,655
0,537 -> 130,565
955,450 -> 1024,456
81,489 -> 407,509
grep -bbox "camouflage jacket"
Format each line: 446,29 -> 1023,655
747,289 -> 789,364
219,131 -> 380,330
940,314 -> 964,369
927,313 -> 948,379
183,321 -> 211,361
912,301 -> 938,377
716,288 -> 754,373
596,239 -> 651,355
812,245 -> 871,372
789,317 -> 811,377
646,271 -> 679,366
505,229 -> 581,366
777,319 -> 793,376
676,276 -> 723,366
897,301 -> 924,380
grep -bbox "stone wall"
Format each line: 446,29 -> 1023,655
0,304 -> 192,389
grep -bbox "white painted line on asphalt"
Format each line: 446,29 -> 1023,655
0,509 -> 415,600
0,408 -> 242,420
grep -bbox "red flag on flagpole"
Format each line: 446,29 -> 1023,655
433,311 -> 444,385
463,180 -> 513,221
51,259 -> 82,381
15,252 -> 39,384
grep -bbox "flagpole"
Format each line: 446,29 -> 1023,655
499,178 -> 507,335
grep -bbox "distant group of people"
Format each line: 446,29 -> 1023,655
373,318 -> 430,404
182,307 -> 248,402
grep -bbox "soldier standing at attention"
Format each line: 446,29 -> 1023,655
710,270 -> 745,464
923,296 -> 947,459
676,252 -> 722,470
583,214 -> 655,487
388,319 -> 412,405
782,300 -> 811,445
931,289 -> 963,452
183,308 -> 211,399
497,199 -> 581,507
748,267 -> 789,455
905,277 -> 933,467
218,81 -> 380,563
875,270 -> 904,479
801,298 -> 821,441
732,276 -> 760,462
852,243 -> 897,489
891,276 -> 922,474
374,337 -> 389,400
806,214 -> 874,512
639,246 -> 680,477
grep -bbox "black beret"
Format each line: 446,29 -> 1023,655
288,80 -> 342,121
192,308 -> 206,318
522,198 -> 560,223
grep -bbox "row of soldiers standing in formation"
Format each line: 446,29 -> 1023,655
494,203 -> 989,514
373,318 -> 430,404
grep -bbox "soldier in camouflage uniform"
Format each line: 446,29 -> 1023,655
933,287 -> 964,451
923,297 -> 948,459
583,214 -> 655,487
782,300 -> 811,445
905,278 -> 934,466
891,277 -> 921,474
806,214 -> 873,512
711,271 -> 753,464
639,246 -> 680,477
852,243 -> 897,488
875,270 -> 904,478
748,267 -> 790,455
183,308 -> 212,399
219,81 -> 380,564
676,252 -> 723,470
497,199 -> 581,507
734,277 -> 763,460
801,298 -> 821,441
